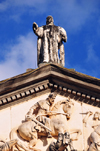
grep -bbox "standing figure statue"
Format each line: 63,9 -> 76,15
33,16 -> 67,66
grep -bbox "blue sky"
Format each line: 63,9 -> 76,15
0,0 -> 100,81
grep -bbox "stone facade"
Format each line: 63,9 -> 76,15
0,64 -> 100,151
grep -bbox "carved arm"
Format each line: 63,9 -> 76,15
83,111 -> 93,125
33,22 -> 43,37
30,116 -> 52,132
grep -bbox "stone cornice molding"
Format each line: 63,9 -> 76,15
0,63 -> 100,108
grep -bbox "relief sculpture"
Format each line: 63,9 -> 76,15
0,139 -> 17,151
83,111 -> 100,151
0,139 -> 32,151
49,132 -> 75,151
89,112 -> 100,151
10,93 -> 82,151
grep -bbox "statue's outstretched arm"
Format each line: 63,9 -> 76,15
33,22 -> 38,31
33,22 -> 43,38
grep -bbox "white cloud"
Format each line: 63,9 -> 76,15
0,0 -> 47,11
53,0 -> 99,32
0,0 -> 48,23
0,32 -> 37,81
86,44 -> 99,64
0,1 -> 9,11
0,0 -> 99,33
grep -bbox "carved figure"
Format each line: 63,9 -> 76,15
49,132 -> 75,151
10,93 -> 56,150
83,111 -> 93,126
83,111 -> 100,151
47,99 -> 82,141
0,139 -> 32,151
88,112 -> 100,151
0,139 -> 17,151
11,96 -> 82,150
25,93 -> 57,138
33,16 -> 67,66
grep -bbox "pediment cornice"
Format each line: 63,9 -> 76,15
0,63 -> 100,109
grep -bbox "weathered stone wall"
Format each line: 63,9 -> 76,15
0,93 -> 100,150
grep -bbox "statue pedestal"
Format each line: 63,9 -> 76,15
38,62 -> 63,68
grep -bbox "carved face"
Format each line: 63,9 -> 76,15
49,97 -> 55,104
94,112 -> 100,120
48,93 -> 56,104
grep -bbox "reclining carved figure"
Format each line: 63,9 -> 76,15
0,139 -> 31,151
0,139 -> 18,151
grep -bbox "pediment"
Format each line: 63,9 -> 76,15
0,63 -> 100,109
0,92 -> 100,151
0,64 -> 100,150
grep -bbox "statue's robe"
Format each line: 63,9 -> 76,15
34,25 -> 67,66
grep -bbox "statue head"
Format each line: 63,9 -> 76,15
48,93 -> 56,105
62,99 -> 74,119
46,16 -> 54,25
94,112 -> 100,120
